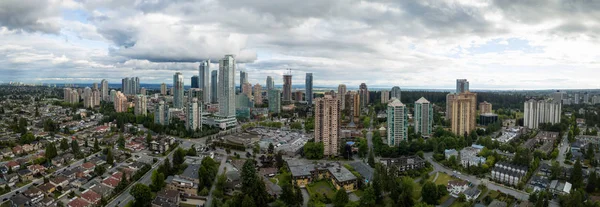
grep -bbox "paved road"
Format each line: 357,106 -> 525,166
556,134 -> 570,166
106,150 -> 175,207
366,113 -> 374,151
0,151 -> 101,201
205,155 -> 228,207
424,152 -> 529,201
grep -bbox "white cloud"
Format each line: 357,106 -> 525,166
1,0 -> 600,89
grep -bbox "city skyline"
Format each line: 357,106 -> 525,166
2,1 -> 600,89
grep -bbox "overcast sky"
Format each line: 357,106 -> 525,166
1,0 -> 599,89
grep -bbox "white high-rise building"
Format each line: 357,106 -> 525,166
173,72 -> 184,108
186,98 -> 202,131
160,83 -> 167,95
218,55 -> 236,118
387,98 -> 407,146
199,60 -> 210,103
101,79 -> 109,101
414,97 -> 432,137
337,84 -> 347,110
154,101 -> 169,125
134,95 -> 147,116
524,99 -> 562,129
266,76 -> 274,91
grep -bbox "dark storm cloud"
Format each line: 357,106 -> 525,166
0,0 -> 61,33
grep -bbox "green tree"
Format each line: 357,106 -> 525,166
242,194 -> 257,207
60,138 -> 70,151
20,132 -> 35,145
45,143 -> 57,160
241,160 -> 269,207
421,181 -> 439,205
303,142 -> 324,159
130,183 -> 152,207
93,138 -> 100,152
146,131 -> 153,147
150,170 -> 165,192
368,150 -> 375,167
587,144 -> 595,160
360,185 -> 376,207
71,140 -> 80,155
94,164 -> 106,176
571,159 -> 584,189
550,161 -> 561,180
358,138 -> 368,158
106,148 -> 114,165
587,171 -> 597,193
172,148 -> 187,169
268,143 -> 275,154
333,189 -> 349,207
117,134 -> 126,149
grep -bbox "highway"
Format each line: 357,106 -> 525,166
0,151 -> 101,201
424,152 -> 529,201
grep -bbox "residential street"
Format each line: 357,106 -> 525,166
205,155 -> 228,207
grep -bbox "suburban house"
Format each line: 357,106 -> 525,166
50,176 -> 69,188
23,187 -> 44,204
166,175 -> 198,196
447,180 -> 469,196
67,197 -> 91,207
460,145 -> 486,167
445,149 -> 458,159
81,189 -> 101,205
151,189 -> 180,207
463,187 -> 481,201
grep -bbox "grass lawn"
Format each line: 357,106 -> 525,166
269,178 -> 277,184
307,180 -> 336,199
488,190 -> 500,199
353,189 -> 364,197
275,173 -> 291,185
180,203 -> 198,207
413,183 -> 423,200
433,173 -> 455,185
450,201 -> 467,207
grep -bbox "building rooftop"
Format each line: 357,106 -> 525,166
388,98 -> 405,107
415,97 -> 430,104
348,161 -> 374,182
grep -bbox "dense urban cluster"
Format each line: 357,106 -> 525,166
1,66 -> 600,207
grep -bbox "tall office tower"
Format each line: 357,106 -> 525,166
478,101 -> 492,114
160,83 -> 167,95
239,71 -> 248,93
456,79 -> 469,93
266,76 -> 274,91
211,70 -> 218,103
305,73 -> 313,105
191,75 -> 199,88
381,90 -> 390,103
134,94 -> 147,115
445,93 -> 455,120
242,82 -> 253,98
253,84 -> 262,105
552,90 -> 566,104
450,92 -> 477,136
218,55 -> 236,118
414,97 -> 433,137
391,86 -> 401,100
186,98 -> 201,131
92,83 -> 98,90
101,79 -> 109,101
140,88 -> 146,96
338,84 -> 347,110
199,60 -> 210,103
109,90 -> 116,102
359,83 -> 369,109
83,87 -> 93,108
114,91 -> 128,112
314,95 -> 340,156
584,92 -> 590,104
283,74 -> 292,102
268,89 -> 281,113
134,77 -> 140,94
523,99 -> 562,129
387,98 -> 408,146
92,89 -> 100,106
574,93 -> 580,104
173,72 -> 184,108
154,101 -> 170,125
